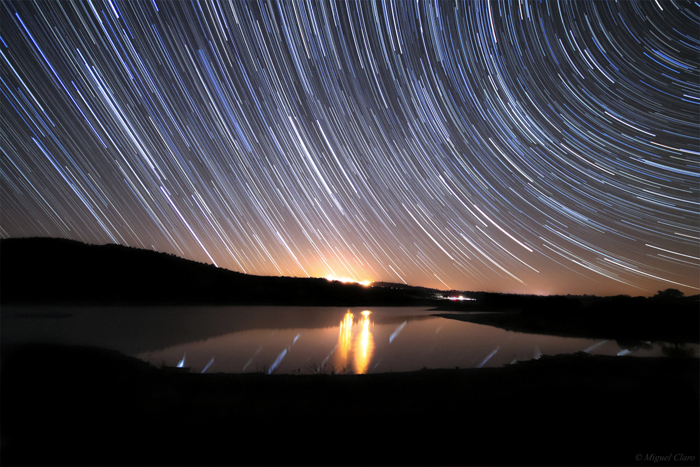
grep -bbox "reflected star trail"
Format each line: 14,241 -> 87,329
1,0 -> 698,296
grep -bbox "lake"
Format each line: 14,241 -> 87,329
2,306 -> 695,374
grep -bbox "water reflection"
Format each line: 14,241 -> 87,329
336,310 -> 374,374
353,311 -> 374,374
5,305 -> 698,374
338,310 -> 354,370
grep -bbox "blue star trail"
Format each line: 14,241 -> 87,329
1,0 -> 698,296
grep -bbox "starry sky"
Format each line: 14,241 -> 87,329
1,0 -> 698,297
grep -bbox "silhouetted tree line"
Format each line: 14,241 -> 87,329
439,288 -> 698,314
437,287 -> 698,343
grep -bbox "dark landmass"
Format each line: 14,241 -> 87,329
435,309 -> 700,344
434,290 -> 700,344
432,288 -> 700,314
1,237 -> 442,306
369,281 -> 441,293
2,237 -> 698,345
1,343 -> 697,466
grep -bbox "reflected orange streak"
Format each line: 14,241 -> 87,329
336,310 -> 374,374
353,311 -> 374,374
337,311 -> 353,371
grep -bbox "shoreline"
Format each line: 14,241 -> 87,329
434,310 -> 700,344
2,343 -> 698,466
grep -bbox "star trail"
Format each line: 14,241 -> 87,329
1,0 -> 698,296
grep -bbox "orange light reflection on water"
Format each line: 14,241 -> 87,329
354,311 -> 374,374
338,310 -> 354,370
336,310 -> 374,374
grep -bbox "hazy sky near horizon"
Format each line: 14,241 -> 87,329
1,0 -> 698,296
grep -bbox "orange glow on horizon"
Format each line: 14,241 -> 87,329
325,276 -> 371,286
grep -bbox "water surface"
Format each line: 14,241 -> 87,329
2,306 -> 694,374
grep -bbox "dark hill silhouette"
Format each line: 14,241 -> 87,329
434,290 -> 700,344
3,237 -> 697,345
369,281 -> 440,293
0,237 -> 439,306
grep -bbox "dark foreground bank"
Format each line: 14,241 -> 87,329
1,344 -> 698,467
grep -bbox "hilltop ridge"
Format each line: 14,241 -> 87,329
0,237 -> 440,306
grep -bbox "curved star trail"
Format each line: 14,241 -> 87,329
1,0 -> 698,296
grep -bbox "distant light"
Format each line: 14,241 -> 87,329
446,295 -> 475,301
325,276 -> 371,286
361,310 -> 371,317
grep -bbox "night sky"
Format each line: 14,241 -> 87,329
1,0 -> 698,297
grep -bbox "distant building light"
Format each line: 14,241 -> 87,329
446,295 -> 476,301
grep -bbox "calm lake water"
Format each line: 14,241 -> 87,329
2,306 -> 696,374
